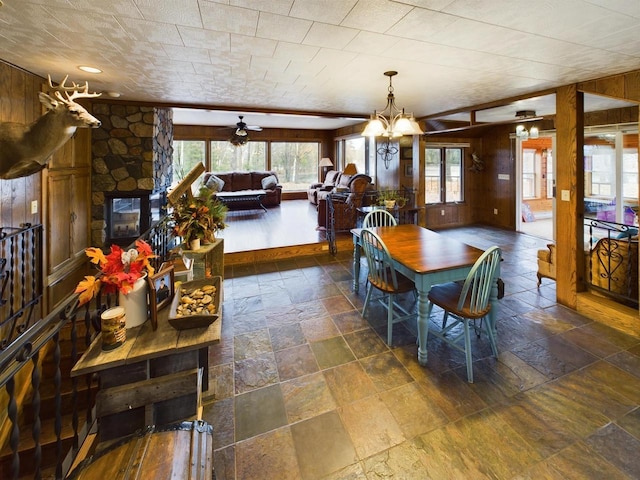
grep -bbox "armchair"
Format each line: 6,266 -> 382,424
537,243 -> 556,286
317,174 -> 372,229
307,170 -> 341,205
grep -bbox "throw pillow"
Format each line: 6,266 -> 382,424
261,174 -> 277,190
205,174 -> 225,192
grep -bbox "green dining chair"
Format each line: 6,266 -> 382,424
362,209 -> 397,228
425,246 -> 502,383
360,229 -> 416,346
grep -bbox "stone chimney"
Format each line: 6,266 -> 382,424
91,104 -> 173,247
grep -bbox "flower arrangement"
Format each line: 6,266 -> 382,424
75,239 -> 156,305
171,195 -> 227,244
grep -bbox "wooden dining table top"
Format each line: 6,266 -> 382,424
352,224 -> 484,275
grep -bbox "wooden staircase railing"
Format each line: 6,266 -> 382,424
0,216 -> 176,479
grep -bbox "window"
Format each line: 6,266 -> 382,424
585,144 -> 614,197
336,136 -> 370,178
345,137 -> 366,174
623,143 -> 638,200
210,141 -> 266,172
271,142 -> 318,190
584,131 -> 639,225
172,140 -> 205,190
522,149 -> 537,199
425,147 -> 463,203
175,134 -> 324,192
546,150 -> 554,199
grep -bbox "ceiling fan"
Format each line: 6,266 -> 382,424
222,115 -> 263,146
232,115 -> 262,136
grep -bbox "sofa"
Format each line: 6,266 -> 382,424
203,171 -> 282,207
317,174 -> 372,229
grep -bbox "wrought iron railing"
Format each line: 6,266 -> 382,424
0,216 -> 176,479
326,189 -> 418,255
585,218 -> 639,307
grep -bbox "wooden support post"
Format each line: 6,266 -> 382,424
555,85 -> 585,308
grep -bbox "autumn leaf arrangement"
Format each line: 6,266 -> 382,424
75,239 -> 156,305
171,195 -> 227,244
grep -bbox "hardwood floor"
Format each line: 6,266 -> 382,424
204,222 -> 640,480
219,200 -> 326,254
219,199 -> 354,265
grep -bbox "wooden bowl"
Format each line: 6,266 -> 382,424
168,276 -> 222,330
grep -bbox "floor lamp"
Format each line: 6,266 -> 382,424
319,157 -> 333,181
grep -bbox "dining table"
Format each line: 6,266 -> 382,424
351,224 -> 499,366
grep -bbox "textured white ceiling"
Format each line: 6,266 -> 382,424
1,0 -> 639,129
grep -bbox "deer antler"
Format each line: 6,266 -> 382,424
48,74 -> 101,103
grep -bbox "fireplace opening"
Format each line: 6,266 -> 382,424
104,191 -> 165,247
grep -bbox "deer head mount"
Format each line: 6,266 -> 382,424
0,75 -> 102,180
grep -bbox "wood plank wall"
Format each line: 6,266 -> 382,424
0,62 -> 43,228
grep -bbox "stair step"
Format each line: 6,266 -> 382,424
20,380 -> 97,427
0,413 -> 78,478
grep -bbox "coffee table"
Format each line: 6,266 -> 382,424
215,189 -> 267,212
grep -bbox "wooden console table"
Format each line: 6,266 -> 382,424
71,305 -> 221,442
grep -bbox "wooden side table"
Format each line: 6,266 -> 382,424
71,305 -> 221,442
182,238 -> 224,279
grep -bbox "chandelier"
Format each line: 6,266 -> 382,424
362,71 -> 423,138
515,110 -> 539,139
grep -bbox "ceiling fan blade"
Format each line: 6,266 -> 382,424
246,126 -> 262,131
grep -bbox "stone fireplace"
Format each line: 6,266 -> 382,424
91,104 -> 173,247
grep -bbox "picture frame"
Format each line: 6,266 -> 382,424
402,148 -> 413,159
404,164 -> 413,177
147,265 -> 175,330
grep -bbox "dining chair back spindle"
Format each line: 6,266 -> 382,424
362,209 -> 397,228
360,229 -> 415,345
425,245 -> 502,382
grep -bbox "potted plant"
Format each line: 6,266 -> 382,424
171,195 -> 227,250
377,189 -> 407,209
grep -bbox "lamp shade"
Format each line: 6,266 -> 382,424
319,157 -> 333,167
362,118 -> 385,137
343,163 -> 357,175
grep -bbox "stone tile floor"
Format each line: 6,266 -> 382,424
202,226 -> 640,479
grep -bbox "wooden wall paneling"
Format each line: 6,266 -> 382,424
625,71 -> 640,101
579,69 -> 640,103
555,85 -> 584,309
47,174 -> 72,272
0,62 -> 10,120
585,106 -> 638,126
0,64 -> 43,229
0,64 -> 14,228
470,125 -> 514,228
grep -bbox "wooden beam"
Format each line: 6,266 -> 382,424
555,85 -> 584,309
96,368 -> 200,418
419,88 -> 557,120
